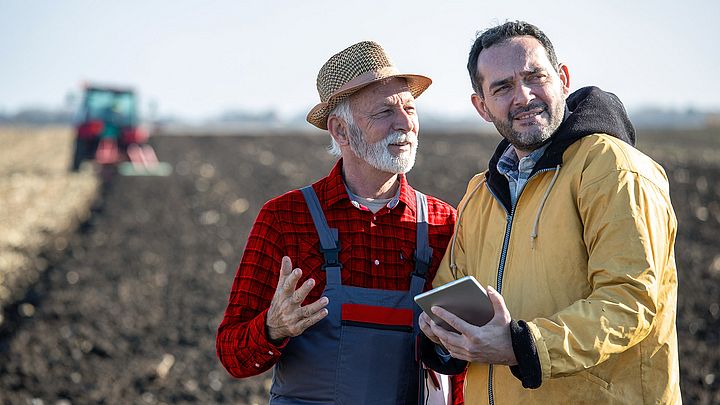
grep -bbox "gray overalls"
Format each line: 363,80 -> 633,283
269,186 -> 433,405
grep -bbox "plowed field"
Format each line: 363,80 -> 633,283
0,128 -> 717,404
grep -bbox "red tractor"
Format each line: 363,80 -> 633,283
71,84 -> 170,176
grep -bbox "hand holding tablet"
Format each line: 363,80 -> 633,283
414,276 -> 494,333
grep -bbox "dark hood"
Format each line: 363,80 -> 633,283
485,86 -> 635,211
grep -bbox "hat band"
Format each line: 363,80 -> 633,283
328,66 -> 401,100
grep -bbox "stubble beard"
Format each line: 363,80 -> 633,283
489,99 -> 565,153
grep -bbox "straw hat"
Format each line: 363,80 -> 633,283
307,41 -> 432,130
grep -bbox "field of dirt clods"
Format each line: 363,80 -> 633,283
0,128 -> 718,404
0,126 -> 98,315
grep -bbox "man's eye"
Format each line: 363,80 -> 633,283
492,86 -> 510,96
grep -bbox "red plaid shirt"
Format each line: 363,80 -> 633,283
217,160 -> 464,402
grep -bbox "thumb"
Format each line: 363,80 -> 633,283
486,285 -> 511,323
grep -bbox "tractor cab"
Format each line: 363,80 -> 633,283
71,84 -> 170,176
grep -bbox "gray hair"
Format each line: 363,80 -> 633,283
326,98 -> 355,157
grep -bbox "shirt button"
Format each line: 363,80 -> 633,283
373,216 -> 377,221
268,351 -> 274,355
374,259 -> 380,266
254,363 -> 260,368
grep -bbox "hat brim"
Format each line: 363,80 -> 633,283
307,73 -> 432,130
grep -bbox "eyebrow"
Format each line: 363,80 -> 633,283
522,67 -> 544,76
488,68 -> 544,91
382,94 -> 415,107
488,77 -> 513,91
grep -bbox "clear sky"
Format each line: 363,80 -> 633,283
1,0 -> 718,121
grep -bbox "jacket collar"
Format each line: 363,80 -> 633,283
484,86 -> 636,212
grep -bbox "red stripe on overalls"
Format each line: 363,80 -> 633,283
341,303 -> 414,327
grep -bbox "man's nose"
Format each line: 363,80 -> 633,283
513,83 -> 535,106
393,109 -> 414,133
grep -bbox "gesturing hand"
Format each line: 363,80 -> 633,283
266,256 -> 329,342
428,286 -> 518,366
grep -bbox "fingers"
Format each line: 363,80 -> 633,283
283,297 -> 330,337
431,306 -> 472,335
419,313 -> 440,344
419,312 -> 432,331
426,315 -> 459,346
292,277 -> 316,304
283,267 -> 303,294
278,256 -> 292,281
486,285 -> 511,324
429,318 -> 462,348
299,305 -> 329,331
268,295 -> 328,339
275,257 -> 310,303
268,257 -> 330,340
300,296 -> 329,318
440,340 -> 471,362
426,319 -> 471,361
429,327 -> 471,361
274,256 -> 293,295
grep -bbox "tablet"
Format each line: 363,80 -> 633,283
414,276 -> 494,333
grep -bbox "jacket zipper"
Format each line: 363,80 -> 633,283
484,167 -> 557,405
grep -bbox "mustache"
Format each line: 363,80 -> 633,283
509,100 -> 548,120
382,131 -> 417,145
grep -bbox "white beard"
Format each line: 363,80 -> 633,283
348,127 -> 418,174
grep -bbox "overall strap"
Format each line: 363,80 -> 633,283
413,191 -> 433,280
300,186 -> 342,285
413,191 -> 435,405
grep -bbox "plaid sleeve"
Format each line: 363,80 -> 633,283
216,202 -> 288,378
451,371 -> 466,405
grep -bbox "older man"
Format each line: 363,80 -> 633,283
217,41 -> 460,404
420,21 -> 680,404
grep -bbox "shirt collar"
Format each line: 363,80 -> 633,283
345,184 -> 400,211
323,159 -> 416,213
497,142 -> 550,177
497,144 -> 520,176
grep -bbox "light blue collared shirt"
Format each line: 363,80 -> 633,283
496,143 -> 550,207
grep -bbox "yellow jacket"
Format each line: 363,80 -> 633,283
435,131 -> 680,404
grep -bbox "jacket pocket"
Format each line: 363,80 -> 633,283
579,370 -> 610,390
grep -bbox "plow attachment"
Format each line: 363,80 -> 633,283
117,143 -> 172,176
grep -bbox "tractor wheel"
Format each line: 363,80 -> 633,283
71,139 -> 87,171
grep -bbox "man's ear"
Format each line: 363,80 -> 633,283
471,93 -> 493,123
327,115 -> 349,146
558,63 -> 571,96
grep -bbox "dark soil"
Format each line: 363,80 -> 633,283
0,130 -> 717,404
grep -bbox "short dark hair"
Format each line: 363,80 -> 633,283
467,21 -> 559,96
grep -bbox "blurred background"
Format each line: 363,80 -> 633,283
2,0 -> 719,129
1,1 -> 719,404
